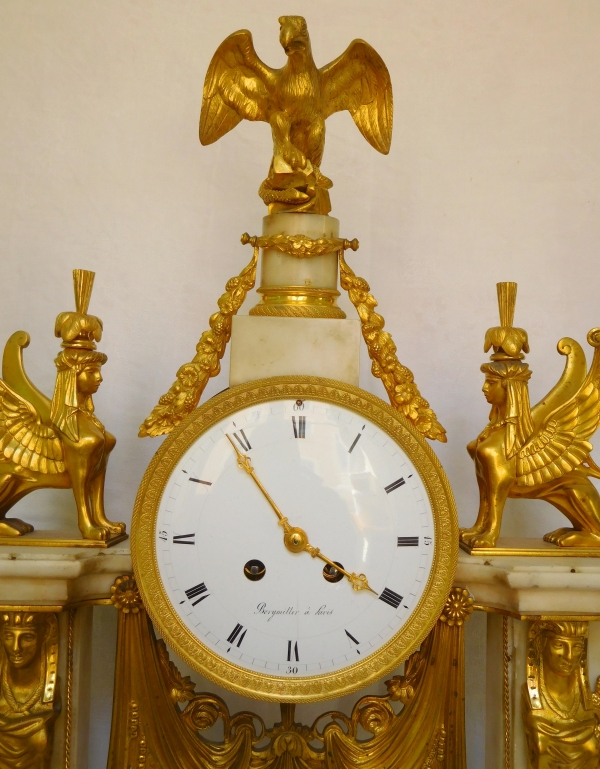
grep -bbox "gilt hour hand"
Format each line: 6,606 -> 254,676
226,434 -> 376,594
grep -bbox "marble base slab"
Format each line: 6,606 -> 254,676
0,545 -> 132,606
229,316 -> 361,387
460,537 -> 600,557
456,551 -> 600,615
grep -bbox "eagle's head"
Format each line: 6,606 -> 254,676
279,16 -> 311,59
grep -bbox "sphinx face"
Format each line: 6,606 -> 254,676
543,634 -> 585,677
77,363 -> 103,395
1,626 -> 43,669
482,377 -> 506,407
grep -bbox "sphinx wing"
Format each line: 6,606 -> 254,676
0,380 -> 64,474
200,30 -> 277,146
320,39 -> 393,154
517,381 -> 600,487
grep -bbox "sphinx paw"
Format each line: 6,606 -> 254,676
551,530 -> 600,548
92,516 -> 126,536
465,532 -> 499,548
81,524 -> 109,542
459,526 -> 487,547
106,521 -> 126,536
0,518 -> 34,536
543,528 -> 572,545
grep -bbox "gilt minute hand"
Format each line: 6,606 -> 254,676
226,434 -> 376,595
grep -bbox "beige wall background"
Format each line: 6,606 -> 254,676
1,0 -> 600,765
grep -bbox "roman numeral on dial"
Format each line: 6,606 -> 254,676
379,587 -> 403,609
189,478 -> 211,485
227,623 -> 247,647
348,425 -> 365,453
233,430 -> 251,451
292,416 -> 306,439
185,582 -> 209,606
397,537 -> 419,546
287,641 -> 299,661
385,477 -> 405,494
345,629 -> 360,653
173,533 -> 195,545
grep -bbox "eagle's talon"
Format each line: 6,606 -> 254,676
282,144 -> 307,171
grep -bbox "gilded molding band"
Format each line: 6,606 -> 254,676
241,232 -> 359,258
249,285 -> 346,319
503,616 -> 511,769
248,301 -> 346,319
64,608 -> 75,769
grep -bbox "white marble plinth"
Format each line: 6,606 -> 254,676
229,316 -> 361,387
0,544 -> 132,769
456,551 -> 600,614
458,551 -> 600,769
0,545 -> 132,606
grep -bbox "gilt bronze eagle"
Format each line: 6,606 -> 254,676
200,16 -> 393,214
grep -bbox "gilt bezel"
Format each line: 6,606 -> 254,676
132,375 -> 458,702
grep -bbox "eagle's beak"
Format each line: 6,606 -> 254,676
280,26 -> 295,54
279,19 -> 304,55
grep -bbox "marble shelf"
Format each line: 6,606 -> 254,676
456,550 -> 600,615
0,543 -> 132,607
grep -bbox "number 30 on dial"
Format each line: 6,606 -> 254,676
132,377 -> 458,702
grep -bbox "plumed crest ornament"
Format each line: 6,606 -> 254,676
483,282 -> 530,361
54,269 -> 103,350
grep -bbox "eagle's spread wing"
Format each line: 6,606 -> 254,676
320,39 -> 393,155
0,380 -> 64,474
200,30 -> 277,146
517,379 -> 600,487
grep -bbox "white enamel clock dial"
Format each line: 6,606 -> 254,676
133,378 -> 457,702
